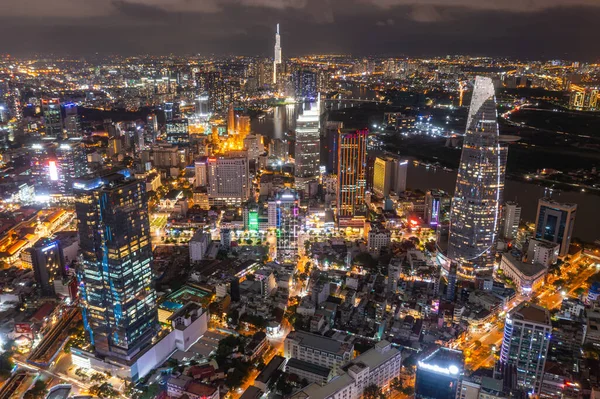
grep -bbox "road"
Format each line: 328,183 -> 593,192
14,358 -> 91,395
460,256 -> 597,371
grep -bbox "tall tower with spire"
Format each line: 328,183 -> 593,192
273,23 -> 282,84
448,76 -> 507,276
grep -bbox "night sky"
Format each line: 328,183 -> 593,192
1,0 -> 598,60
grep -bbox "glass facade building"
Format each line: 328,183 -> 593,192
56,141 -> 88,194
448,76 -> 507,276
416,347 -> 464,399
534,198 -> 577,257
41,98 -> 63,138
294,101 -> 321,181
75,169 -> 158,361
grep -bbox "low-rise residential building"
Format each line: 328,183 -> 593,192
289,340 -> 402,399
286,357 -> 334,384
284,331 -> 354,375
255,355 -> 285,391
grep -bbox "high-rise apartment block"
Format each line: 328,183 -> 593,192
500,302 -> 551,393
194,157 -> 208,188
534,198 -> 577,257
502,201 -> 521,240
64,103 -> 82,137
448,76 -> 507,276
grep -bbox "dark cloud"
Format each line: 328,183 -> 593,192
0,0 -> 597,60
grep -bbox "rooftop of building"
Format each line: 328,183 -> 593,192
529,238 -> 560,249
73,168 -> 133,191
185,381 -> 217,397
502,253 -> 547,277
168,375 -> 192,388
289,374 -> 355,399
345,340 -> 399,371
167,302 -> 206,330
418,347 -> 464,373
239,386 -> 264,399
256,355 -> 285,384
480,376 -> 504,394
510,302 -> 551,325
539,197 -> 577,210
286,357 -> 332,378
287,330 -> 353,355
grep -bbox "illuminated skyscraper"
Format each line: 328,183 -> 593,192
337,129 -> 368,219
64,103 -> 82,137
195,94 -> 210,117
197,71 -> 226,112
74,169 -> 158,362
273,24 -> 282,84
42,98 -> 63,138
448,76 -> 506,276
24,238 -> 66,297
502,201 -> 521,240
294,101 -> 320,185
534,198 -> 577,257
500,302 -> 551,393
269,189 -> 300,262
56,141 -> 88,194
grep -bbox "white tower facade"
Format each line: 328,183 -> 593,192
273,23 -> 282,84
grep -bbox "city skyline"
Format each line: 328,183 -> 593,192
0,0 -> 599,59
1,11 -> 599,395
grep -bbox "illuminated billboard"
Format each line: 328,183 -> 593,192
49,160 -> 58,181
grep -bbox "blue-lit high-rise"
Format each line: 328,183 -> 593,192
74,169 -> 158,362
448,76 -> 507,276
534,198 -> 577,257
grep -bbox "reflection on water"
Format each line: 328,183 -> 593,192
251,83 -> 378,140
407,163 -> 599,242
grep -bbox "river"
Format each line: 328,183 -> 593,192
250,83 -> 378,140
251,100 -> 599,243
407,163 -> 598,243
